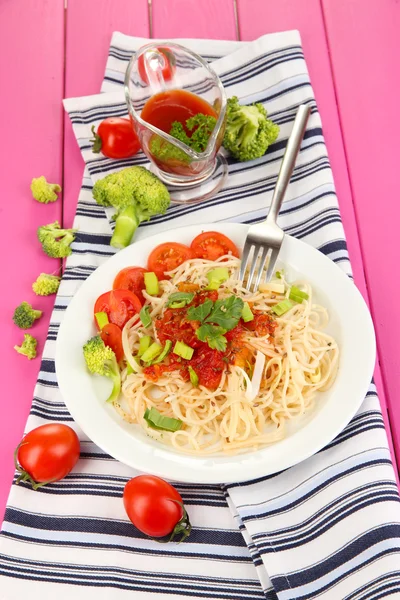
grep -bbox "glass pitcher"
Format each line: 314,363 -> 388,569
124,42 -> 228,204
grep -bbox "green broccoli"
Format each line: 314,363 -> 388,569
223,96 -> 279,162
37,221 -> 77,258
92,166 -> 170,249
13,302 -> 42,329
32,273 -> 61,296
31,176 -> 61,203
83,335 -> 121,404
14,334 -> 37,360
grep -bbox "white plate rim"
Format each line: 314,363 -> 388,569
55,223 -> 376,483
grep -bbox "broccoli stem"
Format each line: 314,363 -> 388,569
111,205 -> 140,249
107,373 -> 122,403
105,357 -> 121,404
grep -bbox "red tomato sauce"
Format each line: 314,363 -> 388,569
141,89 -> 217,134
143,294 -> 276,391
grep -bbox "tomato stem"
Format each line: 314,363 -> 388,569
90,125 -> 103,154
167,500 -> 191,543
13,442 -> 56,491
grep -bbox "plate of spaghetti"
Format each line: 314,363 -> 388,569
56,223 -> 375,483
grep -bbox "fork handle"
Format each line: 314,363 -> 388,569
266,104 -> 311,224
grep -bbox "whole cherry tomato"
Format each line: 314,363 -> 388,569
15,424 -> 80,490
123,475 -> 191,541
91,117 -> 140,159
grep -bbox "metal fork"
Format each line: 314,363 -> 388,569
239,104 -> 311,290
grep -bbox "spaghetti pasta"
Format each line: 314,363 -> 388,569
115,255 -> 339,455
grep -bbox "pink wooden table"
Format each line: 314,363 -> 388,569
1,0 -> 399,522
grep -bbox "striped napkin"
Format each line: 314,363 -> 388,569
1,31 -> 399,600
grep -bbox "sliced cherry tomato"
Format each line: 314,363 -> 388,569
15,424 -> 80,490
113,266 -> 146,305
100,323 -> 124,362
94,290 -> 142,328
91,117 -> 140,159
138,47 -> 176,85
147,242 -> 194,280
190,231 -> 240,261
123,475 -> 191,541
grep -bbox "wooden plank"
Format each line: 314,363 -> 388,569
152,0 -> 237,40
322,0 -> 400,466
0,0 -> 65,522
63,0 -> 150,228
236,0 -> 397,472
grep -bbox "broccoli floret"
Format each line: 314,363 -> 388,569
37,221 -> 77,258
32,273 -> 61,296
92,166 -> 170,249
14,334 -> 37,360
13,302 -> 42,329
31,176 -> 61,203
83,335 -> 121,403
223,96 -> 279,162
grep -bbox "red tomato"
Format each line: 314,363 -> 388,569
190,348 -> 225,389
147,242 -> 194,280
156,308 -> 200,349
91,117 -> 140,159
113,267 -> 146,305
245,312 -> 277,337
94,290 -> 142,328
123,475 -> 191,541
16,424 -> 80,489
138,47 -> 176,85
100,323 -> 124,362
191,231 -> 240,261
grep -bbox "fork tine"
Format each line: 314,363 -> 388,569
265,247 -> 280,283
239,242 -> 253,281
254,246 -> 270,291
247,246 -> 262,292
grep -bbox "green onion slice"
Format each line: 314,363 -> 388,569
141,342 -> 162,363
173,340 -> 194,360
188,366 -> 199,387
166,292 -> 194,308
206,267 -> 229,290
144,407 -> 182,432
95,311 -> 109,330
241,302 -> 254,323
139,305 -> 152,328
126,362 -> 134,375
152,340 -> 173,364
144,272 -> 159,296
271,299 -> 293,316
289,285 -> 309,303
137,335 -> 152,357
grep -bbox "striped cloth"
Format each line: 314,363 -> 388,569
1,31 -> 400,600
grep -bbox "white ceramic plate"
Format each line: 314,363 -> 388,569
55,223 -> 375,483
